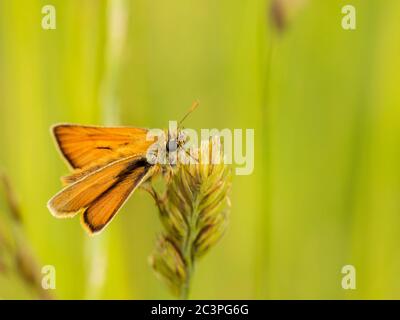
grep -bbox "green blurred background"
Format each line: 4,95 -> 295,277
0,0 -> 400,299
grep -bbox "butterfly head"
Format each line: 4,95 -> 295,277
166,129 -> 187,153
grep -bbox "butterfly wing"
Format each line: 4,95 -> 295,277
48,156 -> 152,234
52,124 -> 156,170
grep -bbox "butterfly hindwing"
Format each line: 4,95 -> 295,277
81,160 -> 152,234
48,156 -> 151,234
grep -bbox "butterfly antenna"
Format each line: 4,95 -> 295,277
178,101 -> 199,127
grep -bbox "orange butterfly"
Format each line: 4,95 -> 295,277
48,105 -> 197,235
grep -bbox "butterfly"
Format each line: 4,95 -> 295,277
47,104 -> 197,235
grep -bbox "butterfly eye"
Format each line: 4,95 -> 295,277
166,139 -> 178,152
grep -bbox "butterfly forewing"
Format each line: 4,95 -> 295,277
53,124 -> 155,169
